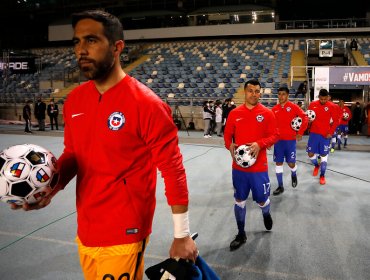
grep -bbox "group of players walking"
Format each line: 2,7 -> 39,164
224,79 -> 353,251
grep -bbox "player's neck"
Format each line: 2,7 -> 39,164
244,102 -> 258,110
94,67 -> 126,94
279,101 -> 288,107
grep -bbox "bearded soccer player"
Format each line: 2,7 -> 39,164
307,89 -> 339,185
271,87 -> 308,195
11,10 -> 197,279
224,79 -> 279,251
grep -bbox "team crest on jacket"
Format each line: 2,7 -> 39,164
324,107 -> 329,111
256,114 -> 264,122
286,107 -> 292,112
108,112 -> 125,130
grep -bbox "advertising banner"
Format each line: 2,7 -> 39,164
319,40 -> 333,58
329,67 -> 370,85
0,57 -> 37,74
314,67 -> 330,100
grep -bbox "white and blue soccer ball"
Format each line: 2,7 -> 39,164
305,110 -> 316,121
291,116 -> 302,131
343,112 -> 350,120
0,144 -> 59,205
234,145 -> 256,168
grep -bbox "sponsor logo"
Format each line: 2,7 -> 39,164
72,113 -> 85,118
0,62 -> 29,70
126,228 -> 139,235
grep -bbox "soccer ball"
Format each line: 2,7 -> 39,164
291,116 -> 302,131
0,144 -> 59,205
234,145 -> 256,168
305,110 -> 316,121
343,112 -> 349,120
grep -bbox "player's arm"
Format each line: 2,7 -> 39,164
143,100 -> 198,262
223,111 -> 236,158
11,110 -> 78,211
255,111 -> 279,154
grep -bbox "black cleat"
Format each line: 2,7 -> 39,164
263,213 -> 273,230
230,233 -> 247,251
273,186 -> 284,196
291,175 -> 298,188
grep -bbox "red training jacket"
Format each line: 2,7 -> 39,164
308,100 -> 339,137
224,103 -> 279,172
339,105 -> 352,125
271,101 -> 308,140
58,75 -> 188,247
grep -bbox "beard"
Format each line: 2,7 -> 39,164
79,51 -> 115,81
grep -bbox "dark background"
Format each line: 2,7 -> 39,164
0,0 -> 369,49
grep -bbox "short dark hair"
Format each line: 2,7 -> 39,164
278,86 -> 289,94
244,79 -> 261,89
319,88 -> 329,97
71,10 -> 124,44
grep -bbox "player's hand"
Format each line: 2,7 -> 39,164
10,192 -> 52,211
326,134 -> 332,139
10,184 -> 62,211
296,134 -> 303,141
229,143 -> 237,159
169,235 -> 198,263
246,142 -> 260,158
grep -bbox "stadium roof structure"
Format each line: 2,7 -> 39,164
0,0 -> 369,48
119,9 -> 185,19
188,4 -> 273,16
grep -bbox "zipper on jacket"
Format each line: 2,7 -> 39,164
99,94 -> 102,102
123,178 -> 126,185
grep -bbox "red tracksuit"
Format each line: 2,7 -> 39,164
58,75 -> 188,247
271,101 -> 308,140
339,106 -> 352,125
224,103 -> 279,172
308,100 -> 339,137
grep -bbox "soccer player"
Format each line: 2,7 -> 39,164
271,87 -> 308,195
224,79 -> 279,251
306,89 -> 339,185
11,10 -> 197,279
336,100 -> 352,149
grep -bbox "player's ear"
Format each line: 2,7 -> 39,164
114,40 -> 124,53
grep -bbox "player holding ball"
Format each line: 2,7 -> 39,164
271,86 -> 308,196
223,79 -> 279,251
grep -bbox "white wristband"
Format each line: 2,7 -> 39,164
172,211 -> 190,238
